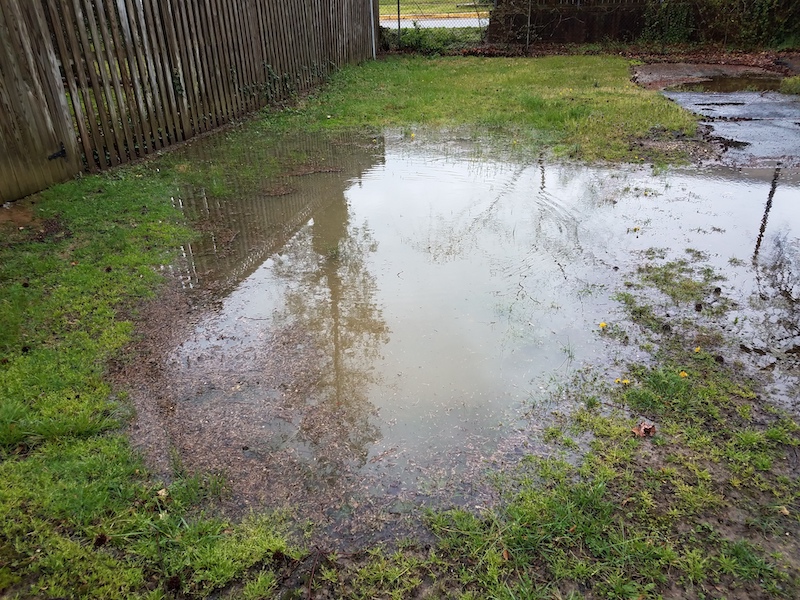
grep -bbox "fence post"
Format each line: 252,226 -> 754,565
370,0 -> 376,59
397,0 -> 401,45
526,0 -> 532,51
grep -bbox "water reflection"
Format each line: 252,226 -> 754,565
752,164 -> 782,262
173,132 -> 385,294
152,131 -> 800,537
272,193 -> 389,480
748,163 -> 800,394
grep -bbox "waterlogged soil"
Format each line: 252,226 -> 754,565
632,62 -> 790,91
633,62 -> 800,168
119,114 -> 800,548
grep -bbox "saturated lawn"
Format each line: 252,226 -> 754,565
0,170 -> 298,598
268,55 -> 699,162
2,54 -> 797,599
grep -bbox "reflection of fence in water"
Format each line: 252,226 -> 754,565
175,136 -> 385,294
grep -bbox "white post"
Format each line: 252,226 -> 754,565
370,0 -> 377,59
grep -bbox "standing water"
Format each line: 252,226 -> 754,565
145,129 -> 800,544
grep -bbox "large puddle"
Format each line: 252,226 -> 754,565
147,121 -> 800,544
664,86 -> 800,168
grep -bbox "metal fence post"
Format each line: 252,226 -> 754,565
397,0 -> 401,45
526,0 -> 532,51
370,0 -> 377,59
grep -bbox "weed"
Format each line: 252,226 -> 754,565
780,75 -> 800,95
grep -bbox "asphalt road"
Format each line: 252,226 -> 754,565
379,16 -> 487,29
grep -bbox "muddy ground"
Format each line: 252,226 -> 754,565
115,52 -> 800,551
631,53 -> 800,90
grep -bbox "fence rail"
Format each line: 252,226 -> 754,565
0,0 -> 377,202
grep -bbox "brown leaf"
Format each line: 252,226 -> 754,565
631,421 -> 656,438
502,549 -> 510,561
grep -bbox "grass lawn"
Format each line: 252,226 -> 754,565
268,55 -> 699,163
2,55 -> 797,599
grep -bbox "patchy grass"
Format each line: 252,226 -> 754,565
296,256 -> 800,599
780,75 -> 800,95
0,169 -> 300,598
265,55 -> 699,162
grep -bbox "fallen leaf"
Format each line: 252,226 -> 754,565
779,506 -> 790,516
157,488 -> 168,497
631,421 -> 656,438
502,549 -> 510,561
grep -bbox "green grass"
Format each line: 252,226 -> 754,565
265,55 -> 699,162
378,0 -> 490,18
3,55 -> 791,598
0,168 -> 300,598
780,75 -> 800,95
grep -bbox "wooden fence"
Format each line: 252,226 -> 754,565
0,0 -> 377,203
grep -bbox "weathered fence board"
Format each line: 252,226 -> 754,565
1,0 -> 378,202
0,0 -> 81,202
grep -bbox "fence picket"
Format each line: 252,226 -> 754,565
100,0 -> 145,157
142,0 -> 181,143
157,0 -> 192,139
83,0 -> 127,163
45,0 -> 94,169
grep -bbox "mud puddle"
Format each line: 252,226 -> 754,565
665,89 -> 800,167
652,70 -> 800,168
633,61 -> 800,166
667,75 -> 783,93
131,132 -> 800,546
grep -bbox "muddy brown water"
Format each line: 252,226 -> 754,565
132,122 -> 800,546
667,75 -> 783,93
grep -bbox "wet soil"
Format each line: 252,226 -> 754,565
0,201 -> 37,229
632,58 -> 800,168
634,63 -> 773,91
113,56 -> 800,555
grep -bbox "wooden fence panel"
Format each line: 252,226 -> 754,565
1,0 -> 378,202
0,0 -> 81,202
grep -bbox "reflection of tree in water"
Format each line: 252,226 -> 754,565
753,232 -> 800,355
273,195 -> 389,482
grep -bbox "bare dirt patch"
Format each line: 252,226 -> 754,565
0,202 -> 36,228
632,62 -> 782,91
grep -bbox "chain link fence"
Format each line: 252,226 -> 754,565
378,0 -> 800,52
487,0 -> 800,48
378,1 -> 494,51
